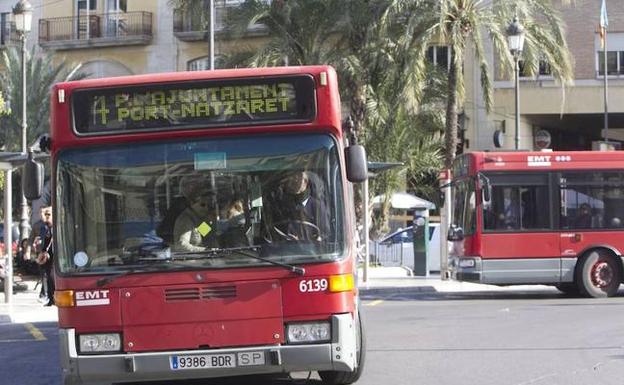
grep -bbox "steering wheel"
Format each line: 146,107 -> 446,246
272,220 -> 321,241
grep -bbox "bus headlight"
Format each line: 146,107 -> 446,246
78,333 -> 121,353
458,258 -> 477,268
286,322 -> 331,344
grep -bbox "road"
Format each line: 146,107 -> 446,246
3,289 -> 624,385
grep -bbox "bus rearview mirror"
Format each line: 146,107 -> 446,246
23,155 -> 44,201
345,145 -> 368,183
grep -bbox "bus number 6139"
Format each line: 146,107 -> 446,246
299,279 -> 328,292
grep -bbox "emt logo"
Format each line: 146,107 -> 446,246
75,290 -> 111,307
527,155 -> 551,167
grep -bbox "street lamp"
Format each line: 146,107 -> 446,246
12,0 -> 33,241
506,17 -> 525,150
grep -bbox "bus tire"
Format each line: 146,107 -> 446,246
319,312 -> 366,385
555,283 -> 580,296
577,250 -> 621,298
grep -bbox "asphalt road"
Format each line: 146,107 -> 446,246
3,289 -> 624,385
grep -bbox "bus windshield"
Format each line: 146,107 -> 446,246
56,133 -> 345,275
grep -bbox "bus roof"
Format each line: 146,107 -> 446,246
458,150 -> 624,174
56,65 -> 336,89
51,65 -> 342,149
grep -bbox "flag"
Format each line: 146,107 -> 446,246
599,0 -> 608,49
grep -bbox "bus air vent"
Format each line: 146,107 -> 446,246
165,288 -> 201,301
201,285 -> 237,299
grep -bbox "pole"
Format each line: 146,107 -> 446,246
209,0 -> 214,70
362,178 -> 370,284
440,170 -> 451,280
514,53 -> 520,150
603,36 -> 609,145
19,33 -> 30,242
4,169 -> 13,303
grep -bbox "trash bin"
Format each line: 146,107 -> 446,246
412,209 -> 429,276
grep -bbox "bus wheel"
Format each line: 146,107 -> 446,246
319,312 -> 366,385
577,250 -> 621,298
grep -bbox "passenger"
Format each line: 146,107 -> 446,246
573,203 -> 592,228
220,199 -> 248,248
173,177 -> 218,252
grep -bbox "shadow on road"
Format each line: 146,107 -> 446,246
362,287 -> 624,302
142,374 -> 324,385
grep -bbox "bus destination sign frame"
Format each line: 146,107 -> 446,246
72,75 -> 317,135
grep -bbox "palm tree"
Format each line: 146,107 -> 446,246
406,0 -> 574,168
0,92 -> 7,116
0,46 -> 85,151
217,0 -> 445,233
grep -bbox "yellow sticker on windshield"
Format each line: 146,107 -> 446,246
196,222 -> 212,237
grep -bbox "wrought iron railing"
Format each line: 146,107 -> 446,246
39,11 -> 152,43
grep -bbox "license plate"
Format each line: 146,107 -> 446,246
170,354 -> 236,370
170,351 -> 266,370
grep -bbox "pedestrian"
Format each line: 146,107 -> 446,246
29,206 -> 54,306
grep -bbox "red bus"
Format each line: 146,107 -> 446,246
448,150 -> 624,298
25,66 -> 367,384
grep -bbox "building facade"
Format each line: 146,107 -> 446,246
465,0 -> 624,152
0,0 -> 265,77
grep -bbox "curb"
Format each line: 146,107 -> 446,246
359,286 -> 437,296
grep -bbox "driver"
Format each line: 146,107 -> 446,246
268,171 -> 330,241
173,177 -> 219,252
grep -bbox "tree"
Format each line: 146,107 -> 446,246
185,0 -> 446,233
0,46 -> 85,151
407,0 -> 574,168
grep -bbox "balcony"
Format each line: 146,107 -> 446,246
173,7 -> 267,42
39,11 -> 152,50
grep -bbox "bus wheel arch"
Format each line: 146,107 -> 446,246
576,248 -> 622,298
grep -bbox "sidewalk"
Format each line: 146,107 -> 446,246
0,276 -> 58,324
357,266 -> 557,295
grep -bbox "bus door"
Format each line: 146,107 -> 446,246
480,173 -> 561,284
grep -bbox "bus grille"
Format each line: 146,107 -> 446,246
165,285 -> 237,302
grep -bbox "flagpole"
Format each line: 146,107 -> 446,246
601,0 -> 609,147
604,33 -> 609,145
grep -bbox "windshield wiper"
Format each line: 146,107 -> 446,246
175,245 -> 306,276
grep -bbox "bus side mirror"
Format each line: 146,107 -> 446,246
482,185 -> 491,206
345,145 -> 368,183
23,155 -> 44,201
447,225 -> 464,242
479,175 -> 491,206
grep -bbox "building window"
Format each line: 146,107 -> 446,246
595,32 -> 624,77
427,45 -> 451,70
0,13 -> 10,46
187,56 -> 225,71
597,51 -> 621,76
518,59 -> 552,79
77,0 -> 97,11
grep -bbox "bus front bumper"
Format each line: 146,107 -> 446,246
60,314 -> 357,385
449,256 -> 483,283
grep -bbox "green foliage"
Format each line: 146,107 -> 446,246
0,91 -> 8,116
171,0 -> 573,232
410,0 -> 574,167
0,46 -> 86,151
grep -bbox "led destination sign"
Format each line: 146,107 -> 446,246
73,75 -> 316,134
